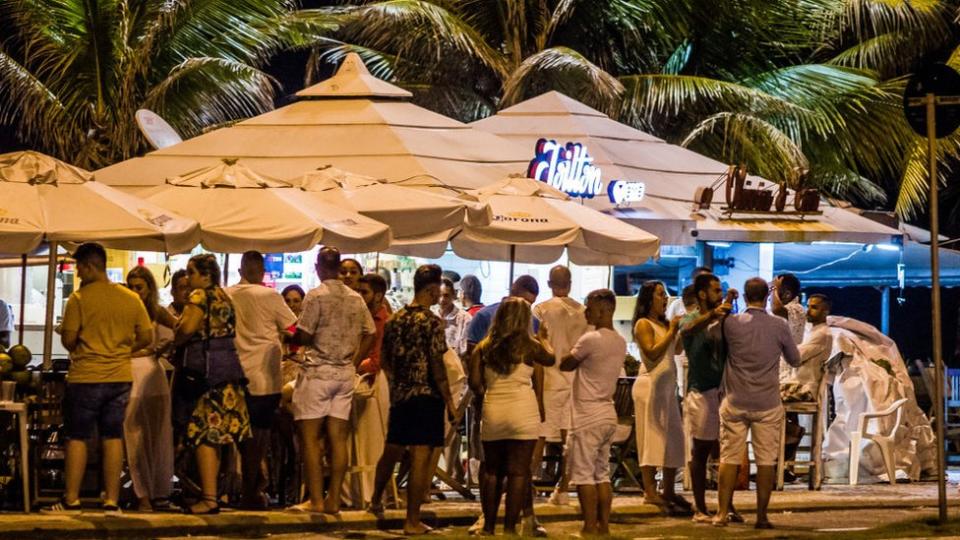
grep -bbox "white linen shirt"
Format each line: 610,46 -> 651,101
533,296 -> 589,392
434,305 -> 472,357
226,281 -> 298,395
297,279 -> 376,381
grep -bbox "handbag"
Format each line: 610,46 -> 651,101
176,289 -> 245,395
354,372 -> 376,401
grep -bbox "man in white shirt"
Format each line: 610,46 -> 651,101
532,265 -> 589,505
559,289 -> 625,536
226,251 -> 298,509
289,247 -> 376,514
772,273 -> 805,344
435,278 -> 472,357
780,294 -> 833,478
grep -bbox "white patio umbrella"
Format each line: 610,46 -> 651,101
0,151 -> 200,254
0,150 -> 201,366
452,176 -> 660,275
142,159 -> 392,253
294,165 -> 492,258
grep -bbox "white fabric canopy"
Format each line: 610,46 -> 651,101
0,151 -> 199,253
473,91 -> 902,246
142,160 -> 392,253
452,176 -> 660,265
96,53 -> 527,191
295,165 -> 491,239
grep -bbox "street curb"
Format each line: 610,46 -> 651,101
0,497 -> 956,539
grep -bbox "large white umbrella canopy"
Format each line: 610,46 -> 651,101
452,176 -> 660,265
296,165 -> 491,236
473,91 -> 901,245
143,159 -> 392,253
0,151 -> 200,253
96,53 -> 528,191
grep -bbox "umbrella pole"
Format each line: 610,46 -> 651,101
508,245 -> 516,286
223,254 -> 231,286
17,254 -> 26,345
42,242 -> 57,371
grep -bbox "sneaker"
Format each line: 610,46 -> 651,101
102,503 -> 122,517
692,512 -> 713,523
522,515 -> 548,537
548,489 -> 569,506
40,499 -> 82,515
712,516 -> 728,528
468,516 -> 485,536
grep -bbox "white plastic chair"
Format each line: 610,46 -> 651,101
848,398 -> 909,485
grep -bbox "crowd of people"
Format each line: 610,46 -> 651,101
37,242 -> 835,535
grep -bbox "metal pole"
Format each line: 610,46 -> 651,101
17,254 -> 26,345
42,242 -> 57,371
223,254 -> 231,286
926,93 -> 947,524
508,245 -> 516,286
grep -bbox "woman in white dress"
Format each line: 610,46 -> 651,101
125,266 -> 176,512
469,298 -> 554,535
632,280 -> 691,512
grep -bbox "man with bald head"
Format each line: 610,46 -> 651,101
226,251 -> 298,508
289,246 -> 376,514
532,265 -> 589,506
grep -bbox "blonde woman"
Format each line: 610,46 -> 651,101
631,280 -> 691,512
469,298 -> 554,535
125,266 -> 177,512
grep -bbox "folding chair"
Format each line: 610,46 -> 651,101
433,388 -> 476,500
609,377 -> 642,491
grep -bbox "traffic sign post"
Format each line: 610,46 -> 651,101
904,63 -> 960,525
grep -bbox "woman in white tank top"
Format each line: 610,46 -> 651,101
631,280 -> 692,513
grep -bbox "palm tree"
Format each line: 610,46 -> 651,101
298,0 -> 960,219
0,0 -> 332,169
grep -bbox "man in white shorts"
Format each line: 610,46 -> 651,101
532,265 -> 588,505
714,278 -> 800,529
289,247 -> 376,514
679,273 -> 735,522
559,289 -> 624,536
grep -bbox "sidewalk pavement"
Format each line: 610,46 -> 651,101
2,482 -> 955,539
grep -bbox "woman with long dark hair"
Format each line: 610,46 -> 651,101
469,298 -> 554,535
631,281 -> 690,511
125,266 -> 177,511
174,254 -> 251,514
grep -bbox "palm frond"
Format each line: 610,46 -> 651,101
144,57 -> 278,138
681,111 -> 808,186
895,135 -> 960,219
336,0 -> 508,79
500,46 -> 624,115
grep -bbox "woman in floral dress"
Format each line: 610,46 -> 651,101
174,254 -> 251,514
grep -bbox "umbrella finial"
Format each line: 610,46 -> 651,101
222,158 -> 239,166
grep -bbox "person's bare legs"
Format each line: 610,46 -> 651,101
404,445 -> 434,535
101,439 -> 124,506
597,482 -> 612,535
577,484 -> 598,534
324,417 -> 350,514
371,443 -> 404,511
714,463 -> 739,525
755,465 -> 776,526
522,436 -> 544,519
63,439 -> 87,505
555,429 -> 570,496
639,466 -> 665,504
295,418 -> 325,512
505,440 -> 536,534
690,439 -> 713,516
191,443 -> 220,512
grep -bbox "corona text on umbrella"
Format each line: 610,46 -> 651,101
527,138 -> 645,204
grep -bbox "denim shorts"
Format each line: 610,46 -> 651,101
64,382 -> 132,440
